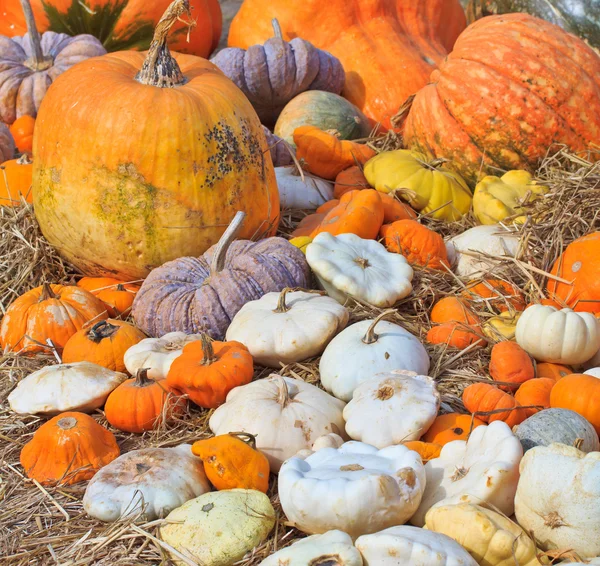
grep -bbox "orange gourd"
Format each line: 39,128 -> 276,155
515,378 -> 554,418
427,296 -> 485,349
431,297 -> 480,325
0,154 -> 33,206
402,441 -> 442,462
166,335 -> 254,408
9,115 -> 35,154
62,319 -> 146,372
535,362 -> 572,382
294,126 -> 376,180
192,432 -> 270,493
333,166 -> 370,198
422,413 -> 485,445
462,382 -> 527,427
77,277 -> 140,317
290,200 -> 341,238
380,219 -> 449,270
462,279 -> 526,313
104,369 -> 186,433
20,411 -> 119,485
427,323 -> 485,349
550,373 -> 600,434
380,193 -> 418,223
489,341 -> 534,391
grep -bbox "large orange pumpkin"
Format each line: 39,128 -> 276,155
550,373 -> 600,434
404,14 -> 600,185
32,0 -> 279,279
228,0 -> 467,129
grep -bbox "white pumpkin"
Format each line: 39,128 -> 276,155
160,489 -> 275,566
209,374 -> 346,472
296,432 -> 346,459
355,526 -> 478,566
225,289 -> 348,368
585,367 -> 600,378
8,362 -> 126,415
278,441 -> 425,538
515,305 -> 600,365
447,225 -> 520,278
259,530 -> 363,566
514,443 -> 600,557
411,421 -> 523,527
83,444 -> 211,522
123,331 -> 203,379
276,166 -> 334,209
306,232 -> 414,307
319,313 -> 430,402
343,371 -> 440,448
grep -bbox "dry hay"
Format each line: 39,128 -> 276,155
2,148 -> 599,564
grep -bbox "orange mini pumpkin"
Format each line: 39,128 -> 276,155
402,441 -> 442,462
192,432 -> 270,493
291,199 -> 341,238
515,378 -> 554,418
462,278 -> 526,313
20,411 -> 119,485
380,193 -> 417,223
427,296 -> 485,349
380,219 -> 449,270
431,297 -> 480,325
166,334 -> 254,408
0,154 -> 33,206
422,413 -> 485,446
535,362 -> 572,382
78,277 -> 141,317
462,382 -> 527,428
333,166 -> 370,198
9,115 -> 35,154
489,341 -> 534,391
62,319 -> 146,372
550,373 -> 600,434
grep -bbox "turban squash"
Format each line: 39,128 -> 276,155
32,0 -> 279,279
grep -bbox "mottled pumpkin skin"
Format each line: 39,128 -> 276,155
33,52 -> 279,279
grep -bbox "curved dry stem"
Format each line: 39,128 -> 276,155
210,211 -> 246,273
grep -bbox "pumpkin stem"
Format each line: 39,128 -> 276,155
210,211 -> 246,274
135,0 -> 193,88
274,288 -> 293,313
362,310 -> 397,344
88,320 -> 119,342
271,18 -> 283,39
19,0 -> 53,72
200,334 -> 217,365
17,153 -> 33,165
229,431 -> 258,449
274,375 -> 291,407
39,283 -> 58,302
57,416 -> 77,430
134,368 -> 153,387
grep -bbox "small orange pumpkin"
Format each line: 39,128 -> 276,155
462,382 -> 527,428
431,297 -> 480,325
515,378 -> 555,418
9,115 -> 35,154
380,193 -> 417,223
0,154 -> 33,206
192,432 -> 270,493
333,166 -> 370,198
104,368 -> 186,433
20,411 -> 119,485
489,341 -> 534,391
535,362 -> 572,382
550,373 -> 600,434
462,279 -> 526,313
166,334 -> 254,409
77,277 -> 141,317
422,413 -> 486,446
291,199 -> 341,238
62,319 -> 146,372
427,296 -> 485,349
427,324 -> 484,349
402,441 -> 442,462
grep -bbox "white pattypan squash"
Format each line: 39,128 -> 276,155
83,444 -> 211,522
225,288 -> 348,368
160,489 -> 275,566
355,525 -> 478,566
344,371 -> 440,448
296,432 -> 345,459
320,313 -> 430,402
259,530 -> 363,566
411,421 -> 523,527
425,503 -> 541,566
585,367 -> 600,378
279,441 -> 425,538
306,232 -> 414,307
8,361 -> 126,415
209,374 -> 346,472
276,166 -> 334,209
123,331 -> 203,379
516,305 -> 600,365
514,443 -> 600,558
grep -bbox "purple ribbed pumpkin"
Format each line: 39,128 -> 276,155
211,19 -> 345,126
262,126 -> 294,167
132,212 -> 311,339
0,123 -> 15,163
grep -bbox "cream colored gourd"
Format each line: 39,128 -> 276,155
259,530 -> 363,566
209,374 -> 346,472
8,362 -> 126,415
160,489 -> 275,566
276,166 -> 334,209
306,232 -> 414,307
123,332 -> 204,379
355,526 -> 478,566
319,314 -> 430,402
514,443 -> 600,558
83,445 -> 211,522
225,289 -> 348,367
585,367 -> 600,378
425,503 -> 541,566
278,441 -> 425,538
516,305 -> 600,365
295,433 -> 346,459
343,371 -> 440,448
411,421 -> 523,527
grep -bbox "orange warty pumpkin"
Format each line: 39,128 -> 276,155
0,154 -> 33,206
428,296 -> 485,349
489,341 -> 534,391
535,362 -> 572,382
515,378 -> 554,418
431,297 -> 480,325
20,411 -> 119,485
402,441 -> 442,462
404,14 -> 600,186
9,116 -> 35,154
166,335 -> 254,408
550,373 -> 600,434
380,219 -> 449,270
380,193 -> 418,224
462,382 -> 527,427
192,432 -> 270,493
62,319 -> 146,372
291,200 -> 341,238
462,279 -> 526,313
422,413 -> 485,445
334,166 -> 370,199
0,283 -> 108,354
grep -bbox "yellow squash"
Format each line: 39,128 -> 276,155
483,311 -> 521,341
289,236 -> 313,254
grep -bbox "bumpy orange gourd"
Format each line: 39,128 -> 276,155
535,362 -> 572,382
334,166 -> 370,198
380,193 -> 418,223
431,297 -> 480,325
9,115 -> 35,154
462,383 -> 527,427
0,283 -> 108,354
489,341 -> 534,391
192,432 -> 270,493
515,378 -> 554,417
62,319 -> 146,372
462,279 -> 526,313
20,411 -> 119,485
291,200 -> 340,238
402,441 -> 442,462
422,413 -> 485,446
380,219 -> 449,270
427,296 -> 485,349
294,126 -> 376,180
0,155 -> 33,206
167,335 -> 254,408
104,368 -> 186,433
550,373 -> 600,434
